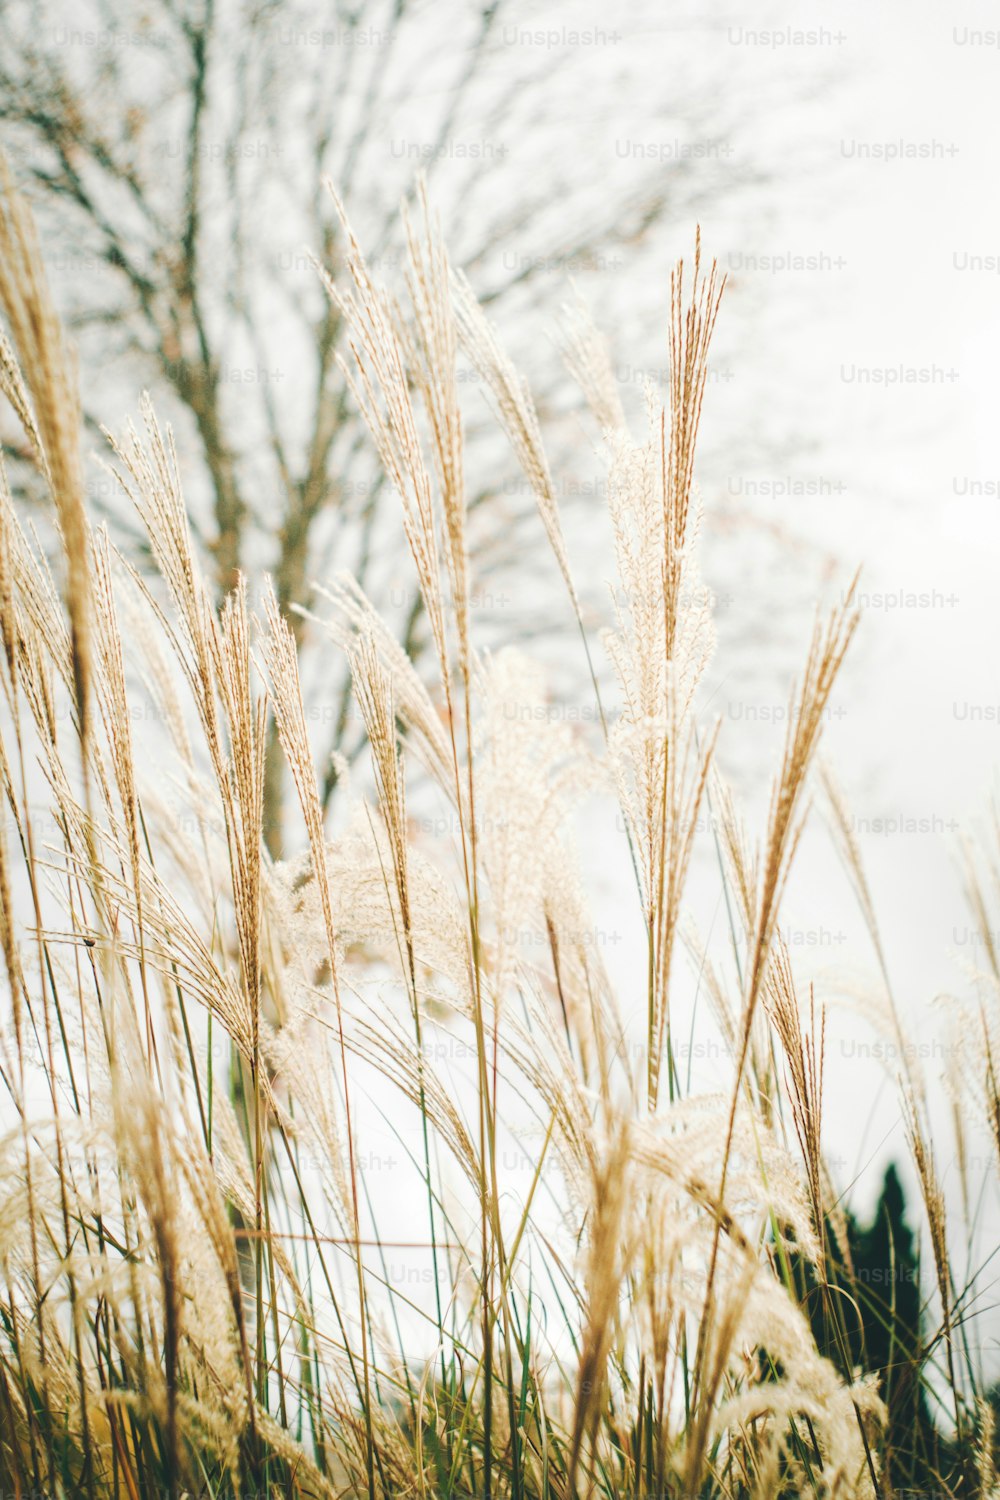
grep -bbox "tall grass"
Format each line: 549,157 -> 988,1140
0,163 -> 996,1498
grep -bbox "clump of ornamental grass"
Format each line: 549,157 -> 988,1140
0,157 -> 991,1499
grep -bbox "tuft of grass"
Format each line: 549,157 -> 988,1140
0,158 -> 995,1499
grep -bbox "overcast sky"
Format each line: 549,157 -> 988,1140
538,2 -> 1000,1328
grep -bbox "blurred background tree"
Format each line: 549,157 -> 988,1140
0,0 -> 787,850
795,1164 -> 967,1494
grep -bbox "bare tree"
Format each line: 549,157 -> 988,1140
0,0 -> 760,848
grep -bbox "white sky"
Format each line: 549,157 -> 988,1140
545,0 -> 1000,1344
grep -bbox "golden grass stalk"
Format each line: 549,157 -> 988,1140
0,156 -> 93,752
